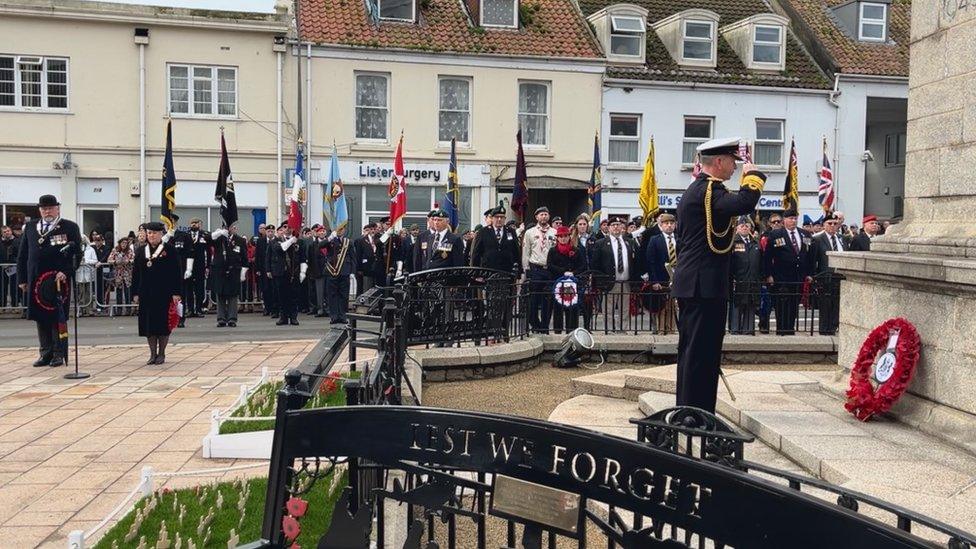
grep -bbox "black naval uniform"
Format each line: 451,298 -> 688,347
672,170 -> 765,413
167,228 -> 193,326
325,235 -> 357,324
211,231 -> 249,326
269,236 -> 305,324
17,217 -> 82,365
184,228 -> 211,316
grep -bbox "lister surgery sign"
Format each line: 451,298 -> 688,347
311,160 -> 489,187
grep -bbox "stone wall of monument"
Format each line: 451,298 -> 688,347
887,0 -> 976,240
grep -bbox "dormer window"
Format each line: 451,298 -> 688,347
753,25 -> 782,65
481,0 -> 518,28
587,5 -> 648,64
682,20 -> 714,61
859,2 -> 887,41
652,9 -> 720,68
610,16 -> 645,57
379,0 -> 414,22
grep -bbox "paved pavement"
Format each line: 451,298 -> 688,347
0,312 -> 342,348
0,340 -> 319,548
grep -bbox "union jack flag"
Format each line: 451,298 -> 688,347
818,138 -> 834,213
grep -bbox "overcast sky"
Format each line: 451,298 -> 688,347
82,0 -> 277,12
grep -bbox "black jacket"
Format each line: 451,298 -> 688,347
810,232 -> 845,276
304,237 -> 330,278
0,236 -> 19,264
470,226 -> 520,273
849,231 -> 871,252
730,235 -> 763,307
671,171 -> 764,299
254,235 -> 273,274
185,229 -> 211,273
269,237 -> 305,280
762,227 -> 812,283
18,218 -> 83,321
325,236 -> 358,277
594,235 -> 638,288
547,245 -> 586,279
212,234 -> 249,297
646,232 -> 679,285
418,230 -> 464,271
354,235 -> 378,275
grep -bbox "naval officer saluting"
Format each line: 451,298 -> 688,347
671,138 -> 766,413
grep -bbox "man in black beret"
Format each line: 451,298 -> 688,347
17,195 -> 82,367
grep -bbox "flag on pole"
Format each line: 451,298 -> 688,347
388,133 -> 407,228
443,138 -> 460,231
160,120 -> 177,231
324,145 -> 348,232
638,137 -> 659,227
818,137 -> 835,213
288,141 -> 305,233
511,129 -> 529,222
215,131 -> 238,228
587,132 -> 603,227
783,137 -> 800,213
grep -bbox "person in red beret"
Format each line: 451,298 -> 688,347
547,225 -> 586,334
850,215 -> 879,251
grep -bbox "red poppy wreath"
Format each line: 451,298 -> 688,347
845,318 -> 920,421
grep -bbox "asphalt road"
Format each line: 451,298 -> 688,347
0,311 -> 346,347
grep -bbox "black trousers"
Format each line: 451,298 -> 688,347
326,275 -> 350,323
772,284 -> 799,335
183,271 -> 206,314
676,297 -> 727,413
527,266 -> 552,333
36,318 -> 62,359
818,276 -> 841,335
552,305 -> 580,334
275,275 -> 297,321
261,274 -> 278,314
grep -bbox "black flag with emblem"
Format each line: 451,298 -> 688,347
215,131 -> 238,227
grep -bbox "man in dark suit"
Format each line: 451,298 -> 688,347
418,208 -> 464,271
763,209 -> 812,335
671,138 -> 765,413
757,214 -> 781,333
595,215 -> 638,331
810,212 -> 845,335
17,194 -> 83,367
305,224 -> 330,317
353,223 -> 378,296
210,223 -> 249,327
471,206 -> 520,274
184,218 -> 211,318
1,224 -> 21,308
269,225 -> 305,326
324,226 -> 358,325
849,214 -> 879,251
256,224 -> 278,317
729,216 -> 762,334
645,213 -> 678,333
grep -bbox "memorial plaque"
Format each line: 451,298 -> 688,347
489,475 -> 581,537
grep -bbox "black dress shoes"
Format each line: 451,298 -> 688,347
276,318 -> 288,326
48,356 -> 64,367
289,318 -> 299,326
33,356 -> 51,367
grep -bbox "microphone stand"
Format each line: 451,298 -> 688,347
64,247 -> 90,380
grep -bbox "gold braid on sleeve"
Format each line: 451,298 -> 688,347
704,179 -> 735,254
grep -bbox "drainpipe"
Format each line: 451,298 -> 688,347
828,73 -> 841,207
305,43 -> 312,185
135,28 -> 149,223
274,36 -> 286,226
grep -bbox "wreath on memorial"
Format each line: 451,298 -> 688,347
845,318 -> 920,421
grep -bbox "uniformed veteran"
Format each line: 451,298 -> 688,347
672,138 -> 766,413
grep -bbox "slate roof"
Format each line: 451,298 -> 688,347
578,0 -> 831,89
298,0 -> 604,59
777,0 -> 910,76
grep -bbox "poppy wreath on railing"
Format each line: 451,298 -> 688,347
845,318 -> 920,421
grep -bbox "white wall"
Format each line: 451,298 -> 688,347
600,83 -> 838,220
835,76 -> 909,221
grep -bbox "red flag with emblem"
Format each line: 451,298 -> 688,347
388,134 -> 406,228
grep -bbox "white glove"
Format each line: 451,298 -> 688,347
641,273 -> 649,282
162,230 -> 174,244
184,258 -> 194,279
280,236 -> 297,251
299,262 -> 308,283
240,267 -> 248,282
211,229 -> 228,240
395,260 -> 404,279
378,227 -> 394,244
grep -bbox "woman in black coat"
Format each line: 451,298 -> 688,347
132,222 -> 182,364
547,226 -> 587,333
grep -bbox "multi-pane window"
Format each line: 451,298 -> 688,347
439,77 -> 470,144
379,0 -> 414,21
610,16 -> 645,57
859,3 -> 887,41
609,114 -> 640,164
168,64 -> 236,116
355,73 -> 389,141
518,81 -> 550,147
682,117 -> 712,164
753,25 -> 783,65
885,133 -> 906,167
0,55 -> 68,110
682,20 -> 713,61
755,119 -> 785,167
481,0 -> 517,27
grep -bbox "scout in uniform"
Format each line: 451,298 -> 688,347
521,207 -> 557,333
671,138 -> 766,413
17,194 -> 82,367
132,222 -> 182,364
210,223 -> 249,327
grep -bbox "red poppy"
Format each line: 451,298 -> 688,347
286,496 -> 308,518
282,515 -> 301,540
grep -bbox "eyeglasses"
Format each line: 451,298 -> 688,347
770,220 -> 782,224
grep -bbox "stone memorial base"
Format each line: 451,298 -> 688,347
832,245 -> 976,453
